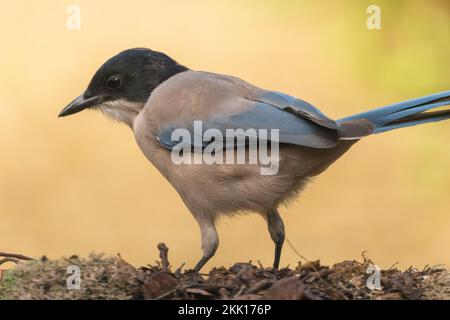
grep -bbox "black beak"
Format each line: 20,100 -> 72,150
59,94 -> 105,118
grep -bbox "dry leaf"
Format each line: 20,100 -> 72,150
263,276 -> 305,300
142,272 -> 178,299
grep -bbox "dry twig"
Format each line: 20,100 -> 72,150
157,243 -> 170,272
0,252 -> 33,261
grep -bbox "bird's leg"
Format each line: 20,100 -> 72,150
267,209 -> 285,269
194,220 -> 219,272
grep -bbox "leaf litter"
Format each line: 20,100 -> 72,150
0,245 -> 448,300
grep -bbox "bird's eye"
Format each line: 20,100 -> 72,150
106,75 -> 122,89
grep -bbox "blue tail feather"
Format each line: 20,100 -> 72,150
337,90 -> 450,134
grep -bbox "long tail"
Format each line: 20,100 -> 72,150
337,90 -> 450,138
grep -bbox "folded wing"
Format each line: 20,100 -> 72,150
153,72 -> 342,150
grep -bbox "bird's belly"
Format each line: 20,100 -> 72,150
136,141 -> 308,216
134,115 -> 356,218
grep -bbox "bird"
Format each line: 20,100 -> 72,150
59,48 -> 450,271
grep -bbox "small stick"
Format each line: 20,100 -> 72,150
157,243 -> 170,272
233,284 -> 246,298
361,251 -> 369,264
389,261 -> 399,270
0,252 -> 33,261
153,288 -> 177,300
246,279 -> 273,294
174,263 -> 185,277
153,283 -> 197,300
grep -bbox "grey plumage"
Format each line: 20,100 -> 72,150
59,48 -> 450,271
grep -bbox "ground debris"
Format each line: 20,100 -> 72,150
0,245 -> 448,300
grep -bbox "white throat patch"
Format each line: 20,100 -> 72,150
96,99 -> 144,127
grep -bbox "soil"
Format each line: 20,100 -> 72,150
1,245 -> 448,300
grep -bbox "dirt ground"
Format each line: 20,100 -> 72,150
1,245 -> 449,300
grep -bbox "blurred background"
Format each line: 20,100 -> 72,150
0,0 -> 449,271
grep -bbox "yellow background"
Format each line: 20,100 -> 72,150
0,0 -> 449,270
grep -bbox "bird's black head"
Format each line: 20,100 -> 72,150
59,48 -> 188,121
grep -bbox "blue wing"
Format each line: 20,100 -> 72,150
157,90 -> 341,150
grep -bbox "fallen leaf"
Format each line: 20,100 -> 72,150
142,272 -> 178,299
263,276 -> 305,300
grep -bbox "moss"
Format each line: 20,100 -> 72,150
0,253 -> 140,300
1,252 -> 448,300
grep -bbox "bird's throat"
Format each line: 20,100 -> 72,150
98,99 -> 145,128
